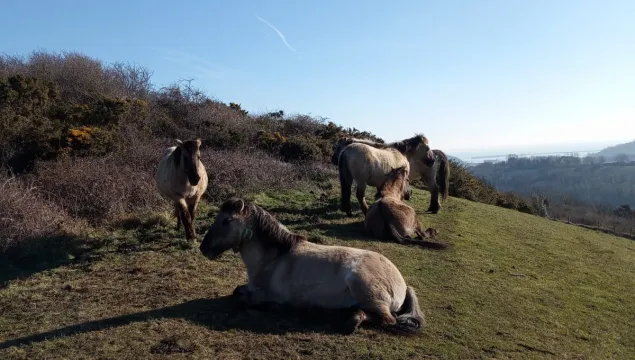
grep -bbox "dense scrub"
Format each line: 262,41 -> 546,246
0,50 -> 535,260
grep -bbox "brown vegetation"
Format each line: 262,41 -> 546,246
0,50 -> 588,262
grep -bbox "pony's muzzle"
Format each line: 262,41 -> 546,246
199,245 -> 223,260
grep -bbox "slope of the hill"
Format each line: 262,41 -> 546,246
1,186 -> 633,359
470,161 -> 635,207
594,140 -> 635,159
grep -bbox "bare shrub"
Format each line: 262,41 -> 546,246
0,51 -> 153,104
0,174 -> 75,253
34,155 -> 166,223
201,149 -> 334,201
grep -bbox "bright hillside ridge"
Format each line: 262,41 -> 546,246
0,188 -> 633,359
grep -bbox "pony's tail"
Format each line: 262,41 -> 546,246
433,149 -> 450,201
390,286 -> 425,335
387,224 -> 447,249
338,149 -> 353,214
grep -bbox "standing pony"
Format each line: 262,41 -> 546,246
365,166 -> 446,249
199,197 -> 426,335
156,138 -> 208,241
335,134 -> 436,216
333,136 -> 449,214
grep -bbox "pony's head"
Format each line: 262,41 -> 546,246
174,138 -> 202,186
403,134 -> 435,167
200,197 -> 305,260
376,166 -> 411,200
331,137 -> 351,165
200,197 -> 249,260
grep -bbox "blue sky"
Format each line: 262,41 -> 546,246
2,0 -> 634,156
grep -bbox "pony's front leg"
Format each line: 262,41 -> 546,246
232,285 -> 270,307
356,183 -> 369,215
176,199 -> 195,241
187,198 -> 200,237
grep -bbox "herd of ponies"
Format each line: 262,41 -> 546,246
155,134 -> 451,335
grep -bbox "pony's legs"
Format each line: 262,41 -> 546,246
176,199 -> 195,240
356,183 -> 369,215
186,198 -> 200,236
340,180 -> 353,216
339,308 -> 368,335
347,278 -> 397,329
423,171 -> 440,213
174,203 -> 182,231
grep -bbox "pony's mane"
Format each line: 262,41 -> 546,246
342,134 -> 428,155
375,166 -> 409,199
171,146 -> 182,167
221,198 -> 306,252
387,134 -> 428,154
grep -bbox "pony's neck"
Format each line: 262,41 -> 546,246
239,238 -> 275,283
239,210 -> 299,284
376,180 -> 400,199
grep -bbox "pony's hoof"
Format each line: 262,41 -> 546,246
232,285 -> 251,305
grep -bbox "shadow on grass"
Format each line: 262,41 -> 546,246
0,225 -> 196,286
0,234 -> 109,285
0,296 -> 357,349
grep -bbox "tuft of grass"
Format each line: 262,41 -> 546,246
0,187 -> 633,359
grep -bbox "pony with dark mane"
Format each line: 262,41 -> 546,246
156,138 -> 208,241
365,166 -> 446,249
200,197 -> 426,335
333,134 -> 449,215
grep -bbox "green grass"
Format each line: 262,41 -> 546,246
1,185 -> 634,359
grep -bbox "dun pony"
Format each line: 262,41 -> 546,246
333,136 -> 449,214
156,138 -> 208,241
199,197 -> 426,335
365,166 -> 447,249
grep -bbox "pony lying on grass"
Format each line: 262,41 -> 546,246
199,197 -> 426,335
156,138 -> 208,241
365,166 -> 447,249
332,135 -> 449,215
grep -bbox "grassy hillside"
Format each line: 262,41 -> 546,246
1,187 -> 633,360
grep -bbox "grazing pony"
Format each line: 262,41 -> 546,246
156,138 -> 208,241
365,166 -> 446,249
199,197 -> 426,335
333,136 -> 449,214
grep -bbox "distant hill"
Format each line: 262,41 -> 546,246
470,158 -> 635,208
592,140 -> 635,160
446,154 -> 465,164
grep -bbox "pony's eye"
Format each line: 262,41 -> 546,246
222,218 -> 232,226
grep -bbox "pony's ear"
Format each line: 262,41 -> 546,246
195,138 -> 202,148
175,139 -> 183,147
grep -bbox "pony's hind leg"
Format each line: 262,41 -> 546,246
356,183 -> 369,215
174,204 -> 182,231
339,307 -> 368,335
424,172 -> 441,214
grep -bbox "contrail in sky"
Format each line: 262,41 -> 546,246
255,14 -> 298,54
